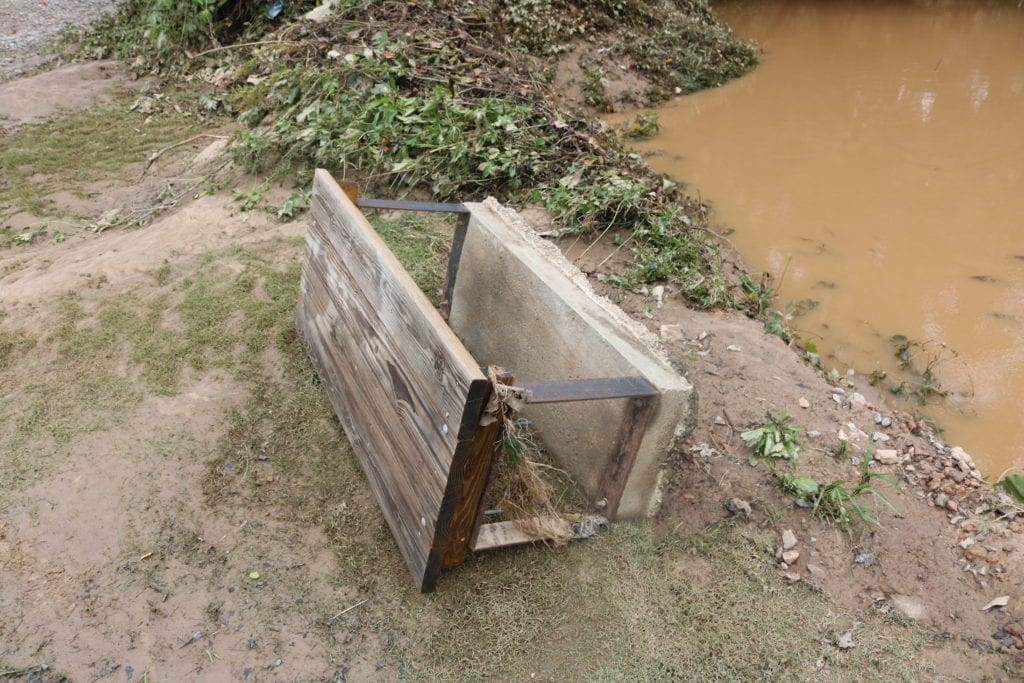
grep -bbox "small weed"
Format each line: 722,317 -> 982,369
803,341 -> 821,367
782,457 -> 896,531
741,411 -> 801,465
622,111 -> 660,140
888,335 -> 961,405
764,309 -> 794,343
583,68 -> 608,108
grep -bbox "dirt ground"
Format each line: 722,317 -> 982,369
1,61 -> 1023,681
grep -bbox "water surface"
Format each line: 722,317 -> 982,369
626,0 -> 1024,475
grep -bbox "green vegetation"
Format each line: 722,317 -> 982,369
744,413 -> 896,531
888,334 -> 955,404
73,0 -> 765,310
998,473 -> 1024,503
783,457 -> 896,531
742,411 -> 801,465
0,94 -> 198,223
621,111 -> 661,140
495,0 -> 758,99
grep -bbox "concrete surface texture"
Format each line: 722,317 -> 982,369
449,198 -> 696,519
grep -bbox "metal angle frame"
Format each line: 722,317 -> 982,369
339,181 -> 470,320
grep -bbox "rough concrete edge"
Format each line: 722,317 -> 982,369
471,197 -> 698,517
478,198 -> 680,372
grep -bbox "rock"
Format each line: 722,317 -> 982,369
946,499 -> 959,513
935,492 -> 949,508
927,475 -> 943,491
948,469 -> 967,483
881,416 -> 893,428
950,446 -> 972,464
854,547 -> 876,567
807,563 -> 826,579
836,630 -> 854,650
874,449 -> 899,465
660,324 -> 685,341
806,430 -> 821,439
982,595 -> 1009,611
714,416 -> 728,426
837,429 -> 849,442
782,529 -> 798,551
305,0 -> 339,22
965,544 -> 988,562
850,392 -> 866,406
872,431 -> 891,442
890,595 -> 927,621
193,138 -> 229,166
651,285 -> 665,307
726,344 -> 741,352
725,498 -> 752,516
782,550 -> 800,564
798,397 -> 810,409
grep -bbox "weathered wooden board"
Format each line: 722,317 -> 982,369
296,169 -> 489,592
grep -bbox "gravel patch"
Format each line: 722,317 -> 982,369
1,0 -> 123,79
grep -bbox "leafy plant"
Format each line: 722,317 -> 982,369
764,309 -> 793,343
782,457 -> 896,531
622,111 -> 660,140
583,68 -> 608,108
741,411 -> 800,465
997,473 -> 1024,503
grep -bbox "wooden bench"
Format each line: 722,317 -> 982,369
296,170 -> 657,592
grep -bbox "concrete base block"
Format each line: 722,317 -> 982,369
449,199 -> 696,519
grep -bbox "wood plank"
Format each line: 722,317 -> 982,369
442,368 -> 513,569
297,169 -> 489,592
471,515 -> 609,552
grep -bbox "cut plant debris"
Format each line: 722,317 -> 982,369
72,0 -> 765,311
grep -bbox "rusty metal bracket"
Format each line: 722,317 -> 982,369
510,377 -> 659,519
339,182 -> 470,320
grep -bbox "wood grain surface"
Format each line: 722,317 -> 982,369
296,169 -> 489,592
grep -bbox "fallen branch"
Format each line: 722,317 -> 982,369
190,40 -> 301,60
328,598 -> 368,621
143,134 -> 229,175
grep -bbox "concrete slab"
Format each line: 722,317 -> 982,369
449,199 -> 696,519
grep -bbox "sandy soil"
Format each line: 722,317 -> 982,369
0,61 -> 133,130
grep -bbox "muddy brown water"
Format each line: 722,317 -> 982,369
618,0 -> 1024,476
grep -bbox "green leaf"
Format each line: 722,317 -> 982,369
998,473 -> 1024,502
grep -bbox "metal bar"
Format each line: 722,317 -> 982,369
597,395 -> 658,518
357,197 -> 469,214
439,211 -> 471,319
516,376 -> 658,404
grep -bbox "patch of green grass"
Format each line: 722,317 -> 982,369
372,213 -> 453,304
0,330 -> 36,371
0,96 -> 198,220
0,243 -> 302,489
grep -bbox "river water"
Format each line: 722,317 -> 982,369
624,0 -> 1024,475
